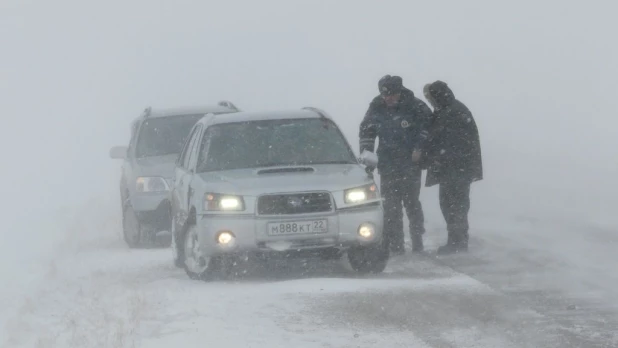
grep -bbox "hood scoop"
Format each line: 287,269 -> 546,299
257,167 -> 315,175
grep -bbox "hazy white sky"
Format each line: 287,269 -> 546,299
1,0 -> 617,233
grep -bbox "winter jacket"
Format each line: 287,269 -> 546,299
359,88 -> 432,175
423,81 -> 483,187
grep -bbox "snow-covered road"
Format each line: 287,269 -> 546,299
3,205 -> 617,348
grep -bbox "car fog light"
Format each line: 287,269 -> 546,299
217,231 -> 235,245
358,223 -> 375,239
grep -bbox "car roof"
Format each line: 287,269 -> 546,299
131,101 -> 240,123
144,105 -> 236,119
199,107 -> 333,127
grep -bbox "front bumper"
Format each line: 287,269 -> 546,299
195,204 -> 383,257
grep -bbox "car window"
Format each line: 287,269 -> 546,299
134,114 -> 204,158
196,118 -> 357,172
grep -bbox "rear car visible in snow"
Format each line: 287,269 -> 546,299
109,102 -> 240,248
170,107 -> 388,280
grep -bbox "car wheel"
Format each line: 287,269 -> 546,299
122,205 -> 142,248
347,240 -> 389,274
182,224 -> 219,280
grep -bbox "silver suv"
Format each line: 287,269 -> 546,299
170,107 -> 388,280
109,102 -> 240,248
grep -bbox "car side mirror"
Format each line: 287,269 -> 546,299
358,150 -> 378,168
109,146 -> 128,159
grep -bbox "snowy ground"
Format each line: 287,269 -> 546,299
2,189 -> 617,348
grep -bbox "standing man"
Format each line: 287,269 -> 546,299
423,80 -> 483,254
359,75 -> 432,254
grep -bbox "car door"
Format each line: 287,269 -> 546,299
172,125 -> 201,226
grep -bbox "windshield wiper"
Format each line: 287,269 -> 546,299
248,160 -> 356,167
291,160 -> 356,165
244,162 -> 298,169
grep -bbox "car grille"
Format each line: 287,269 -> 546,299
257,192 -> 333,215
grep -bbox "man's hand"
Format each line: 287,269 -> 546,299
412,149 -> 422,163
431,160 -> 442,173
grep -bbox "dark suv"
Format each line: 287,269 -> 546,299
109,101 -> 240,248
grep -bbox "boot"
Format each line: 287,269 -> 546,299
411,234 -> 424,252
437,231 -> 468,255
437,232 -> 457,255
455,229 -> 469,252
437,232 -> 454,255
458,233 -> 469,252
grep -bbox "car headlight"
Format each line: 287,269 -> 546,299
204,193 -> 245,211
136,177 -> 170,193
344,183 -> 378,204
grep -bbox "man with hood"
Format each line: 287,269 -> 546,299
359,75 -> 432,254
423,80 -> 483,254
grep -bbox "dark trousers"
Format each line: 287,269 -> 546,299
439,181 -> 471,244
380,168 -> 425,252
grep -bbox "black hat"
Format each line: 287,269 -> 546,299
378,75 -> 403,96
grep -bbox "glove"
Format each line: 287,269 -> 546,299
430,160 -> 442,173
411,149 -> 422,163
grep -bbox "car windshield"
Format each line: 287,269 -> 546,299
197,118 -> 357,172
135,114 -> 204,157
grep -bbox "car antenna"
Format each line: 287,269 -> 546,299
301,106 -> 328,119
142,106 -> 152,118
218,100 -> 240,111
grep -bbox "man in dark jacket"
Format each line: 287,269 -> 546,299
423,80 -> 483,254
359,75 -> 432,254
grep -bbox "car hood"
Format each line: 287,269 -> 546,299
135,154 -> 179,178
196,164 -> 372,195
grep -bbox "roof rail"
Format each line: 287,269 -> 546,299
218,100 -> 240,111
141,106 -> 152,118
301,106 -> 329,119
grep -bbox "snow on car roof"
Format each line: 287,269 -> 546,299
205,108 -> 331,126
146,105 -> 236,118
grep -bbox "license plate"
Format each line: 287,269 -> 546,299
267,220 -> 328,236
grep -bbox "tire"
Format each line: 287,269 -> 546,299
347,240 -> 390,274
122,205 -> 142,249
181,224 -> 220,280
